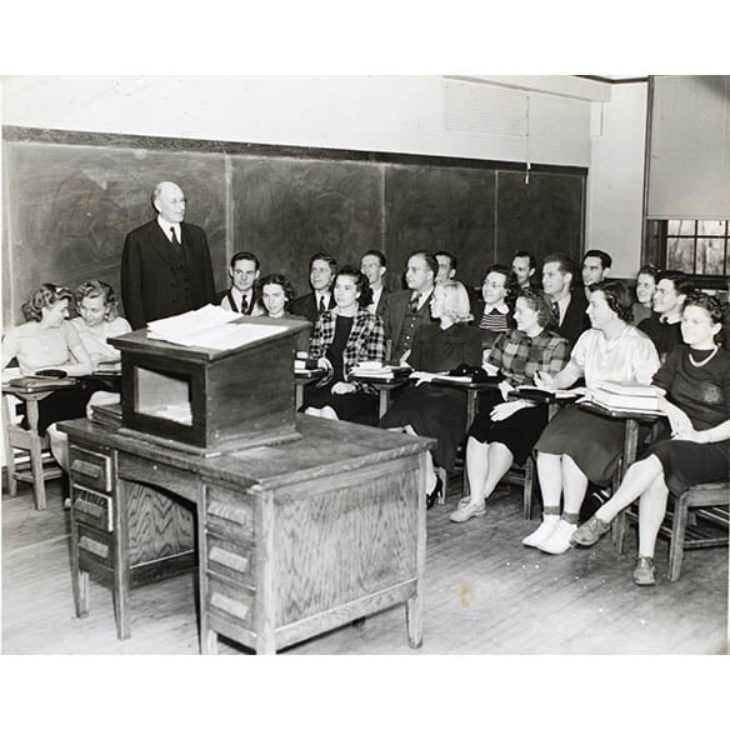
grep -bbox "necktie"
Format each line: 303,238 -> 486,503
551,301 -> 560,322
241,294 -> 248,313
170,227 -> 180,245
318,296 -> 326,314
409,296 -> 420,313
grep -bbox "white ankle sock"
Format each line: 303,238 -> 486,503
537,519 -> 577,555
522,514 -> 560,548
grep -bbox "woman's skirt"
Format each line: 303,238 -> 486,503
534,404 -> 628,486
379,384 -> 466,471
468,402 -> 549,466
23,381 -> 104,436
302,383 -> 378,426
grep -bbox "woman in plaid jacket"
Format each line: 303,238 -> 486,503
303,265 -> 386,425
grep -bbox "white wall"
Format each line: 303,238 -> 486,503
586,82 -> 648,278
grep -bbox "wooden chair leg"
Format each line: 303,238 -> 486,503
29,434 -> 47,511
436,466 -> 447,505
2,397 -> 18,496
613,510 -> 629,554
668,492 -> 689,582
523,456 -> 534,520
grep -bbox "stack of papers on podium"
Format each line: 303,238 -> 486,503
147,305 -> 286,350
590,383 -> 661,412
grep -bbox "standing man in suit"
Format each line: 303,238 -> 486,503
581,249 -> 612,299
218,251 -> 262,315
381,251 -> 438,362
541,253 -> 589,349
290,253 -> 337,324
121,181 -> 216,330
360,249 -> 390,316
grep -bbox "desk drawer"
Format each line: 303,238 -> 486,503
205,484 -> 254,541
72,484 -> 113,532
76,522 -> 114,566
206,573 -> 255,631
206,533 -> 255,586
69,444 -> 112,493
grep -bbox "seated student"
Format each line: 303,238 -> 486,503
257,272 -> 311,351
360,249 -> 391,316
303,266 -> 385,425
291,253 -> 337,323
379,280 -> 482,508
511,250 -> 539,291
2,284 -> 94,505
434,250 -> 480,319
571,293 -> 730,586
541,253 -> 590,349
477,264 -> 514,352
581,248 -> 612,300
450,289 -> 570,522
632,264 -> 658,325
218,251 -> 263,315
524,281 -> 660,554
638,270 -> 695,360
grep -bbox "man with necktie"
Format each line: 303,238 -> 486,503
541,253 -> 589,349
121,181 -> 216,330
290,253 -> 337,324
218,251 -> 262,315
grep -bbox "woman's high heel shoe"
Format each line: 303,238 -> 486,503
426,476 -> 443,510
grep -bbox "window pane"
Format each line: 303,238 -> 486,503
667,220 -> 695,236
667,238 -> 695,272
697,220 -> 727,236
696,238 -> 726,275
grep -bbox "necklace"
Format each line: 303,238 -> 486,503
689,346 -> 719,368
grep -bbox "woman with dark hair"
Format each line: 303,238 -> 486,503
257,272 -> 311,351
572,293 -> 730,585
2,284 -> 94,501
379,280 -> 482,507
524,281 -> 661,554
71,280 -> 132,364
633,264 -> 658,325
303,265 -> 385,424
450,289 -> 570,522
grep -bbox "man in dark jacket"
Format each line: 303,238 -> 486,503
121,181 -> 216,330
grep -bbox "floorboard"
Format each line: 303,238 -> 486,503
2,478 -> 727,655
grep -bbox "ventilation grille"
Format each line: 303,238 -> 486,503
443,79 -> 527,136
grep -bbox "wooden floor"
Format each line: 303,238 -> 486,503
2,477 -> 728,655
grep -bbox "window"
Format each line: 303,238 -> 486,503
645,219 -> 730,286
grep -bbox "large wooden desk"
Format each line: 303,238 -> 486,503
59,415 -> 432,654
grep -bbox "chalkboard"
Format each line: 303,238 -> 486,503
2,128 -> 586,328
231,156 -> 382,297
2,140 -> 228,326
384,165 -> 496,290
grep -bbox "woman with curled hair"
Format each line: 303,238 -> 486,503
571,292 -> 730,585
379,280 -> 482,507
524,281 -> 661,554
257,272 -> 311,351
71,280 -> 132,365
303,265 -> 385,425
633,264 -> 658,325
450,289 -> 570,522
3,284 -> 94,501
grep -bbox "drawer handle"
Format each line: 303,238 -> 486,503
207,500 -> 249,526
78,535 -> 109,559
71,459 -> 103,479
209,546 -> 249,574
74,499 -> 105,520
210,592 -> 249,621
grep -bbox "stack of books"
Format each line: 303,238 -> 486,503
91,402 -> 123,429
350,362 -> 412,380
589,383 -> 662,413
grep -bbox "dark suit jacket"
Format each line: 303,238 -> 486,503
372,285 -> 391,317
380,289 -> 437,361
217,287 -> 258,315
121,220 -> 216,330
290,292 -> 335,324
556,290 -> 589,349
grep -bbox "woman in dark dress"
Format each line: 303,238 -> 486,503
450,289 -> 570,523
571,292 -> 730,585
379,280 -> 482,506
303,266 -> 385,425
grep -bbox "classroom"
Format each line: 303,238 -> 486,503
2,72 -> 728,675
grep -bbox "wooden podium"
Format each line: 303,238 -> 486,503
110,315 -> 310,455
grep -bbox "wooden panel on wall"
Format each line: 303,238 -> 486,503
2,141 -> 228,326
495,171 -> 585,269
384,165 -> 496,290
230,156 -> 383,297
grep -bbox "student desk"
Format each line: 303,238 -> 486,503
59,414 -> 433,654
